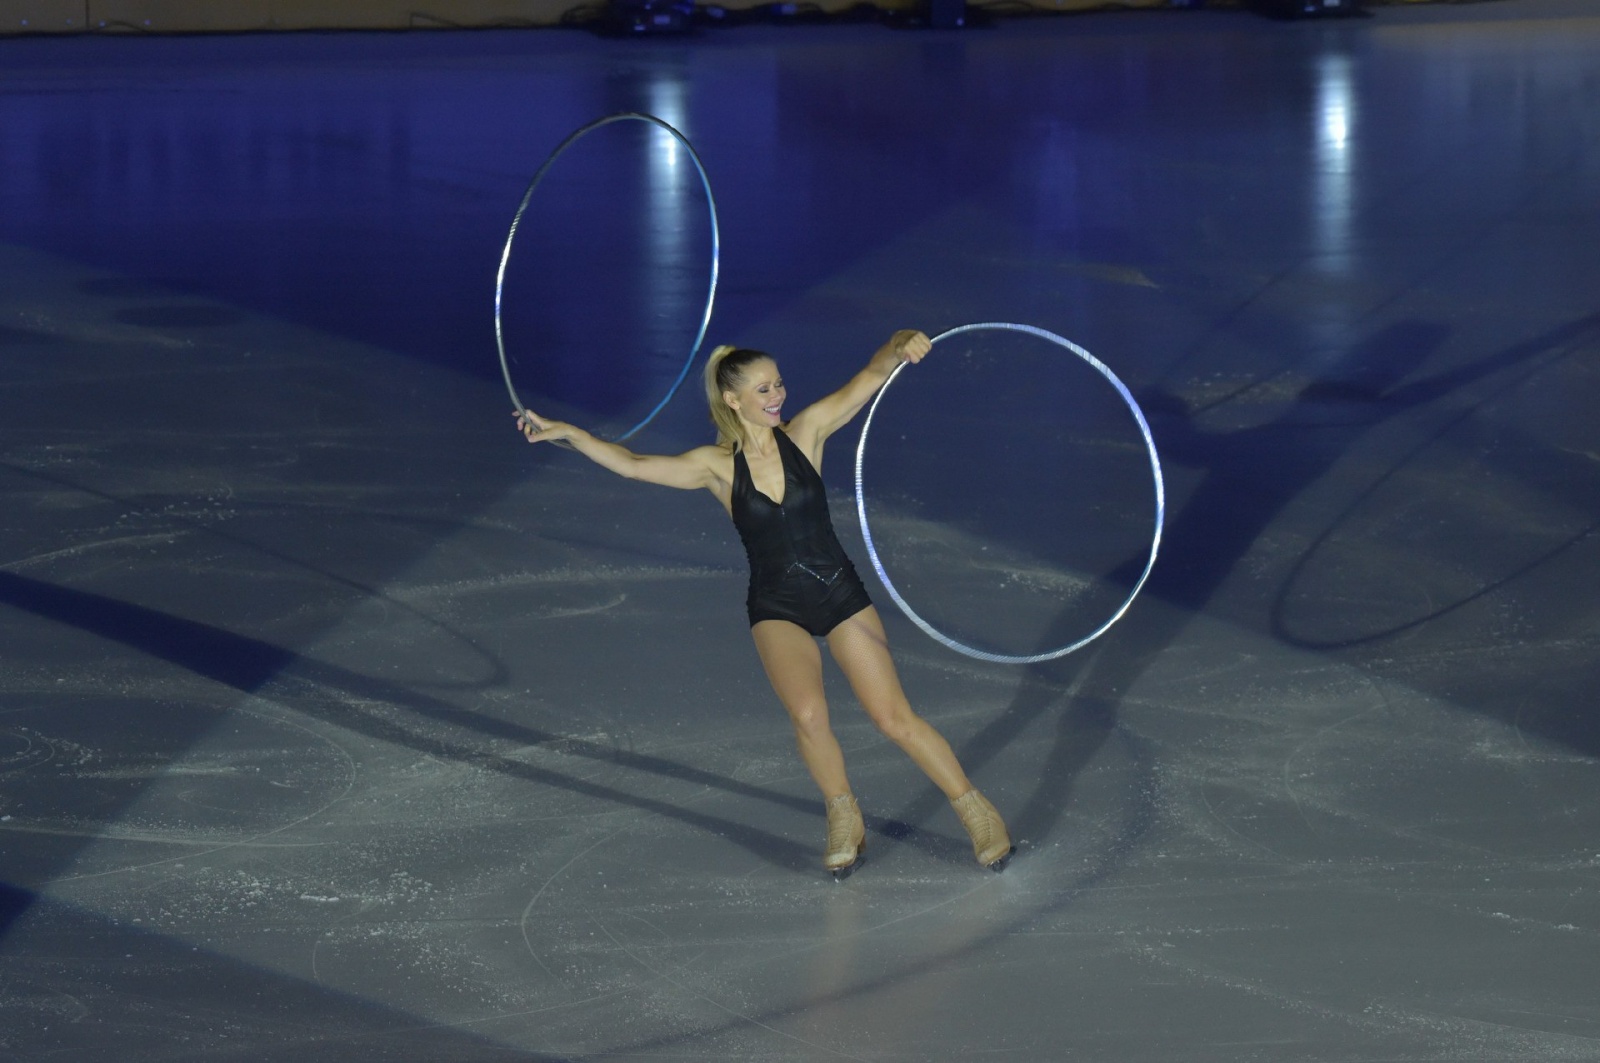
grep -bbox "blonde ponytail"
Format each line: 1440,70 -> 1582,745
704,344 -> 772,451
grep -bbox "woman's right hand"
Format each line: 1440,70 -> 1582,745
512,407 -> 719,492
514,408 -> 578,445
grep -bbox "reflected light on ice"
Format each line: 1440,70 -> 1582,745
646,74 -> 691,372
647,75 -> 687,172
1313,53 -> 1356,273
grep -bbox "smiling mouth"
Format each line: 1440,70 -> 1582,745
764,404 -> 782,417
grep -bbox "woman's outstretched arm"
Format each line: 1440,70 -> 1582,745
788,329 -> 930,449
515,409 -> 721,492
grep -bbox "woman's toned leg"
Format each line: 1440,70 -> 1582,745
751,619 -> 850,798
753,619 -> 866,871
829,607 -> 1012,868
824,606 -> 972,800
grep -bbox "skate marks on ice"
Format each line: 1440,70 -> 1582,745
1101,631 -> 1600,1062
0,696 -> 355,882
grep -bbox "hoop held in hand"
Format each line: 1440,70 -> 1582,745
495,112 -> 721,443
853,322 -> 1164,665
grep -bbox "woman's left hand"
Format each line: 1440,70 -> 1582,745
883,329 -> 931,367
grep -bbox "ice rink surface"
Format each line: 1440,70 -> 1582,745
2,1 -> 1598,1058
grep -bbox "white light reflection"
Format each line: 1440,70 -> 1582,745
645,76 -> 691,377
1313,53 -> 1357,273
648,78 -> 684,172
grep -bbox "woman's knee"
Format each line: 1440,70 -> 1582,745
866,700 -> 918,744
786,697 -> 832,737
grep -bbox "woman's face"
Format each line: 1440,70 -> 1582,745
725,357 -> 785,432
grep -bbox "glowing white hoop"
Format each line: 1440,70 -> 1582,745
853,322 -> 1164,664
495,112 -> 720,443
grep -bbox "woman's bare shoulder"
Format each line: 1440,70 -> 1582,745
684,441 -> 733,462
683,442 -> 736,479
779,411 -> 820,447
777,415 -> 826,467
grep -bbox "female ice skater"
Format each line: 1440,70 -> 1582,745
515,330 -> 1012,877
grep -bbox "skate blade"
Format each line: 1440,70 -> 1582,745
983,847 -> 1016,873
829,854 -> 864,882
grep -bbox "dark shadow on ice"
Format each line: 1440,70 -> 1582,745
3,460 -> 512,695
113,304 -> 248,329
1085,312 -> 1600,764
1146,319 -> 1451,612
0,882 -> 32,934
1269,314 -> 1600,651
0,324 -> 56,347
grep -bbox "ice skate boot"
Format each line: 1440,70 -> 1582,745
950,789 -> 1013,871
824,793 -> 865,880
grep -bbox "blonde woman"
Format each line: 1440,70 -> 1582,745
515,330 -> 1011,877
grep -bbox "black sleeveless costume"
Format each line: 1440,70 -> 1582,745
731,429 -> 873,636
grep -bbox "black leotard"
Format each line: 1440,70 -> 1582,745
731,428 -> 873,636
